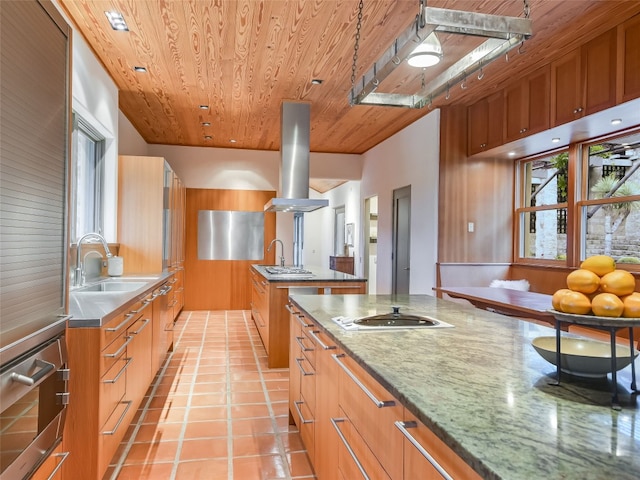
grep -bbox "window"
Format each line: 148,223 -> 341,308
516,150 -> 568,261
580,134 -> 640,265
515,130 -> 640,267
71,115 -> 105,241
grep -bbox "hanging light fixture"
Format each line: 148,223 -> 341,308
407,32 -> 442,68
349,0 -> 533,108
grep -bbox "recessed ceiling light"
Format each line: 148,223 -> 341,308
201,122 -> 211,126
133,66 -> 147,73
199,105 -> 209,110
552,137 -> 560,143
311,79 -> 323,85
611,118 -> 623,125
508,151 -> 516,157
105,11 -> 129,31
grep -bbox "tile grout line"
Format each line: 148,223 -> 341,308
170,310 -> 208,480
241,309 -> 294,480
107,311 -> 192,480
226,310 -> 235,480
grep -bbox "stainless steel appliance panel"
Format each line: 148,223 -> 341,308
0,334 -> 68,479
197,210 -> 264,261
0,0 -> 70,351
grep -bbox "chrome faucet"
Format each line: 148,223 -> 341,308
267,239 -> 285,266
74,233 -> 113,287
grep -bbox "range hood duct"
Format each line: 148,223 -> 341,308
264,101 -> 329,213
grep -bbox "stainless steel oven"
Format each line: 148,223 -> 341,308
0,332 -> 69,479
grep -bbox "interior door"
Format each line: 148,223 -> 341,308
392,186 -> 411,294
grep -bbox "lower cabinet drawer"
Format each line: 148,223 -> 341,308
335,353 -> 403,480
99,353 -> 129,428
333,408 -> 391,480
296,394 -> 315,464
30,442 -> 68,480
99,399 -> 133,474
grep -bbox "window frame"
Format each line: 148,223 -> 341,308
70,113 -> 105,242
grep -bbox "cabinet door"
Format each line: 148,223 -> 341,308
504,67 -> 550,142
313,332 -> 340,480
485,92 -> 504,150
582,28 -> 617,116
551,49 -> 583,125
126,310 -> 153,403
400,410 -> 482,480
617,14 -> 640,103
467,98 -> 489,156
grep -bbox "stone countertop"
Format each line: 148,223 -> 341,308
68,273 -> 171,328
288,294 -> 640,480
251,264 -> 367,283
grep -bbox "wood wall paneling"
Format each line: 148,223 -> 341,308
439,107 -> 514,263
184,189 -> 276,310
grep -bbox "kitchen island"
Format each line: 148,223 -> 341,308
288,293 -> 640,480
250,265 -> 366,368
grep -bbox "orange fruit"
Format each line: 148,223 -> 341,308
599,269 -> 636,297
551,289 -> 572,311
591,293 -> 624,317
559,291 -> 592,315
580,255 -> 616,277
621,292 -> 640,318
566,269 -> 601,294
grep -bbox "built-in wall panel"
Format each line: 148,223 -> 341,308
438,107 -> 514,263
184,189 -> 276,310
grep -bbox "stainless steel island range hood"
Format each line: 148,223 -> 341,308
264,101 -> 328,213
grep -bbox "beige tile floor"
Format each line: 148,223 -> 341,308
104,310 -> 315,480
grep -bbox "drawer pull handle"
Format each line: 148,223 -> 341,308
285,303 -> 297,314
331,418 -> 370,480
132,300 -> 151,314
161,285 -> 173,295
130,318 -> 150,335
332,353 -> 395,408
102,357 -> 132,384
295,314 -> 314,328
295,357 -> 314,376
394,421 -> 454,480
308,330 -> 336,350
293,400 -> 313,424
10,359 -> 55,386
105,312 -> 137,332
46,451 -> 70,480
104,335 -> 134,358
102,400 -> 132,435
295,336 -> 314,352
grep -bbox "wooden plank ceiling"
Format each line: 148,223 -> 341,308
60,1 -> 640,155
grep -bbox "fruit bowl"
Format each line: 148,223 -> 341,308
531,336 -> 639,377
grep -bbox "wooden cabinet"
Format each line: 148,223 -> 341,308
334,352 -> 404,480
504,66 -> 550,143
151,280 -> 174,374
551,28 -> 617,126
467,92 -> 504,155
64,286 -> 171,480
617,14 -> 640,103
117,155 -> 185,274
288,310 -> 316,463
250,267 -> 366,368
330,256 -> 355,275
400,409 -> 481,480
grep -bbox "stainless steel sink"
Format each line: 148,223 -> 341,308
74,281 -> 147,293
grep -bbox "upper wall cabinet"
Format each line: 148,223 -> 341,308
551,28 -> 617,126
467,92 -> 504,156
504,66 -> 550,143
617,15 -> 640,104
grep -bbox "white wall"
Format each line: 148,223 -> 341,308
118,111 -> 149,156
361,109 -> 440,295
70,33 -> 119,242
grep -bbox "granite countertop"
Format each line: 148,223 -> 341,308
288,293 -> 640,480
251,264 -> 367,283
68,273 -> 171,328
